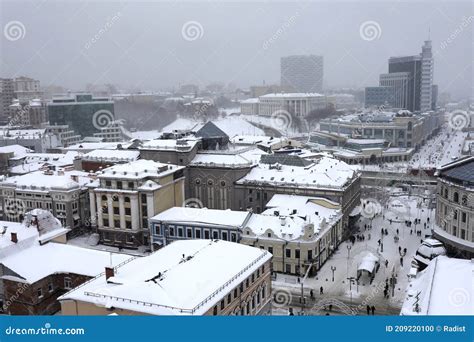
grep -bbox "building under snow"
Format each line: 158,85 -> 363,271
401,256 -> 472,315
0,209 -> 130,315
59,239 -> 272,316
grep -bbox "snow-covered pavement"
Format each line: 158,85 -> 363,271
272,192 -> 436,315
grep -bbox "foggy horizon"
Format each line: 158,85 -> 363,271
1,0 -> 473,99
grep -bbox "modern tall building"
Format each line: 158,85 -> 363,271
365,40 -> 434,112
281,55 -> 324,93
387,40 -> 433,112
0,78 -> 15,124
47,94 -> 115,138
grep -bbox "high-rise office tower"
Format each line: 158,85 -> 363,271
386,40 -> 434,112
281,55 -> 324,93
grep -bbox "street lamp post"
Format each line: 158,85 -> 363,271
331,266 -> 336,282
346,244 -> 352,278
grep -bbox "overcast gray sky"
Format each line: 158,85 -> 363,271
1,0 -> 472,98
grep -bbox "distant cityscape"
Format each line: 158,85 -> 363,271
0,27 -> 472,320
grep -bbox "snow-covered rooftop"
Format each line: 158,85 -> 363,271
190,153 -> 253,168
1,243 -> 130,284
59,239 -> 271,315
401,256 -> 473,315
140,138 -> 200,151
260,93 -> 324,98
151,207 -> 251,228
99,159 -> 184,180
1,169 -> 93,191
82,149 -> 140,162
236,156 -> 358,189
0,145 -> 32,156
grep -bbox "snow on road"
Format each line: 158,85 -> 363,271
273,193 -> 436,315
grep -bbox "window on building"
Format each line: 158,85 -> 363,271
125,208 -> 131,216
105,181 -> 111,187
125,197 -> 130,203
213,306 -> 217,315
461,229 -> 466,240
227,293 -> 231,304
128,182 -> 134,189
231,233 -> 236,242
117,181 -> 122,189
286,249 -> 291,258
37,288 -> 43,298
195,229 -> 201,239
64,277 -> 72,289
48,282 -> 53,292
113,207 -> 119,215
222,231 -> 228,241
154,225 -> 161,235
453,192 -> 459,203
213,231 -> 219,239
462,212 -> 467,223
220,299 -> 224,310
187,228 -> 193,238
285,264 -> 291,273
169,227 -> 175,236
126,221 -> 132,229
234,288 -> 238,298
178,227 -> 183,237
114,220 -> 120,228
268,246 -> 273,254
204,230 -> 210,239
295,249 -> 300,259
308,250 -> 313,260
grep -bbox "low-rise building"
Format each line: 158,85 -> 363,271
0,209 -> 130,315
76,149 -> 140,172
139,137 -> 201,166
401,256 -> 472,315
89,159 -> 185,247
150,207 -> 251,249
234,155 -> 360,231
242,195 -> 342,276
59,239 -> 272,315
0,169 -> 94,231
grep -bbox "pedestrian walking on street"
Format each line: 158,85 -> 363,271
396,229 -> 399,235
371,306 -> 375,315
329,304 -> 332,311
385,260 -> 388,267
320,286 -> 324,295
310,290 -> 314,299
400,257 -> 404,266
398,246 -> 401,253
366,305 -> 370,315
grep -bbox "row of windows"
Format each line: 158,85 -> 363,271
441,187 -> 470,206
154,224 -> 238,242
36,277 -> 72,299
104,180 -> 135,189
195,179 -> 227,187
213,265 -> 267,315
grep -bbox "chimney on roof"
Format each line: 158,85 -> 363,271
11,232 -> 18,243
105,267 -> 114,280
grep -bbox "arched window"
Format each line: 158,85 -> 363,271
207,179 -> 214,186
101,195 -> 107,201
444,188 -> 448,199
195,178 -> 201,185
453,192 -> 459,203
124,196 -> 130,203
462,195 -> 468,206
